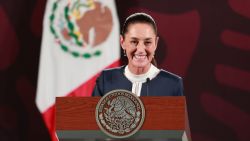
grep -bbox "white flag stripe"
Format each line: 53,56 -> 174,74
36,0 -> 120,114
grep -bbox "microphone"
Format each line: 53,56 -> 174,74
146,78 -> 150,96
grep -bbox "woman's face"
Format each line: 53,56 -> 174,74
121,23 -> 158,72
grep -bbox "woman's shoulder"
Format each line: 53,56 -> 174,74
100,66 -> 125,77
103,66 -> 124,72
102,66 -> 125,73
158,69 -> 182,82
98,66 -> 127,83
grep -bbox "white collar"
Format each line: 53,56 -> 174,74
124,64 -> 160,83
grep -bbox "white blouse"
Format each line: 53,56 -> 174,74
124,64 -> 160,96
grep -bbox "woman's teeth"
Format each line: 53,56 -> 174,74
134,54 -> 146,59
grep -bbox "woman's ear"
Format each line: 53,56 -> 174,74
120,35 -> 126,50
155,36 -> 159,48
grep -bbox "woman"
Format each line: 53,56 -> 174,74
92,12 -> 184,97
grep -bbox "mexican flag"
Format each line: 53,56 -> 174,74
36,0 -> 120,140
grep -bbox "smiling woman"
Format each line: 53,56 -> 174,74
92,13 -> 184,97
121,22 -> 158,74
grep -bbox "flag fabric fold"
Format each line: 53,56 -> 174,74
36,0 -> 120,140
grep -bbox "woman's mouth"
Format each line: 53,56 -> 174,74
133,54 -> 147,60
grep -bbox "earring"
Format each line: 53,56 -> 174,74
123,50 -> 126,56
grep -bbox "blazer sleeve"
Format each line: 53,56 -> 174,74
175,78 -> 184,96
92,71 -> 104,96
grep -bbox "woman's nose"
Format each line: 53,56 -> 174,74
137,42 -> 145,51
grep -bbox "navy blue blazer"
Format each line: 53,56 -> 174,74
92,66 -> 184,96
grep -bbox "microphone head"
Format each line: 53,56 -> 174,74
146,78 -> 150,83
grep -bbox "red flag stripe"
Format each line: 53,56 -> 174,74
68,60 -> 121,97
42,59 -> 121,141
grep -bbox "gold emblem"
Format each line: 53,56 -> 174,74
95,89 -> 145,138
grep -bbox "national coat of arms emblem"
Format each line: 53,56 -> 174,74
95,89 -> 145,138
49,0 -> 113,58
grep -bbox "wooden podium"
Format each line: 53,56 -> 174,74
56,96 -> 191,141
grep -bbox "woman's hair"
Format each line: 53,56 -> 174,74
121,12 -> 158,38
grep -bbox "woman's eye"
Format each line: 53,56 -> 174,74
131,41 -> 138,45
145,42 -> 152,46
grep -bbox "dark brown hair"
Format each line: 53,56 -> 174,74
121,12 -> 158,38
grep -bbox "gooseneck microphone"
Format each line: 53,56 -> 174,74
146,78 -> 150,96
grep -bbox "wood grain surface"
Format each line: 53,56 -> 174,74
56,96 -> 186,130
